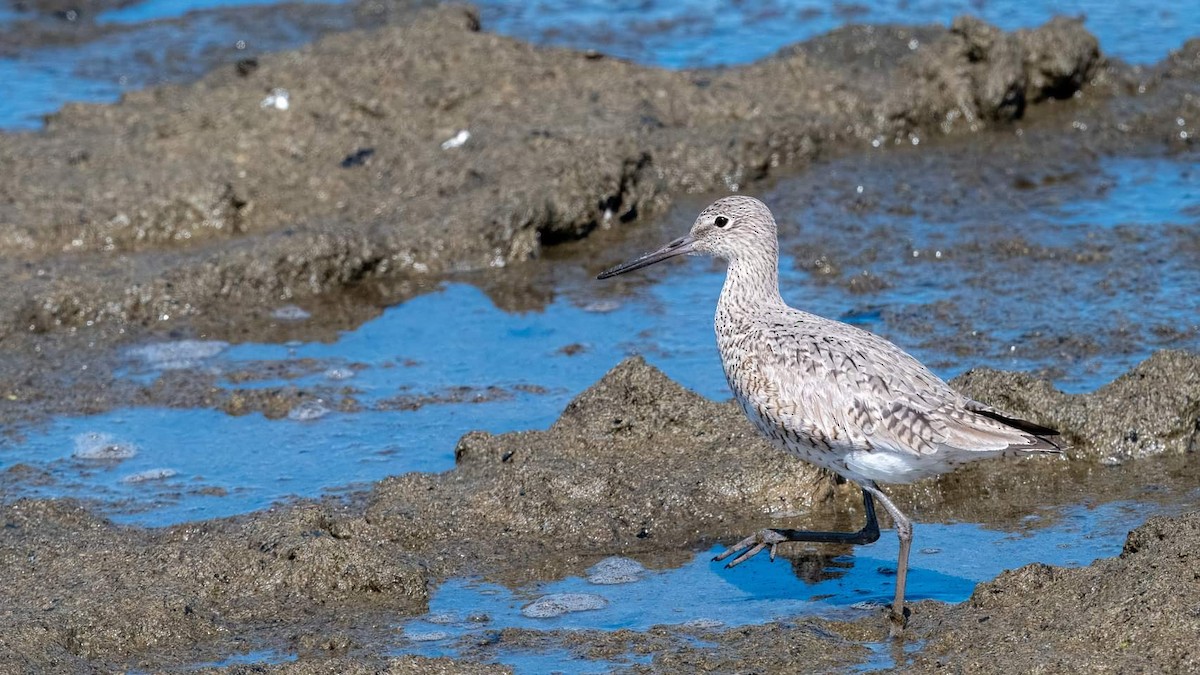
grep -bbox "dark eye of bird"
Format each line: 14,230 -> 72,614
714,216 -> 729,228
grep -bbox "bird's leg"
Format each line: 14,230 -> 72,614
863,485 -> 913,636
713,487 -> 881,568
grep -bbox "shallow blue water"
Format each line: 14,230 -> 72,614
97,0 -> 347,25
392,499 -> 1178,671
2,276 -> 728,524
0,59 -> 115,131
150,496 -> 1188,671
1,0 -> 1196,129
0,0 -> 359,130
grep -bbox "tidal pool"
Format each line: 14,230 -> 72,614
392,499 -> 1191,671
1,153 -> 1195,525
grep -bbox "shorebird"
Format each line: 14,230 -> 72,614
597,195 -> 1061,632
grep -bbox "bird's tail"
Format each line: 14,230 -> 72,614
969,406 -> 1064,453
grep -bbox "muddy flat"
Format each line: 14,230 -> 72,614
0,1 -> 1198,672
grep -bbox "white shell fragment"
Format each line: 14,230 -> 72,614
260,88 -> 290,110
440,129 -> 470,150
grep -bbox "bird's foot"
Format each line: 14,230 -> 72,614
713,529 -> 789,568
886,604 -> 910,638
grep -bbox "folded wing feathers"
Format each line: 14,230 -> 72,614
760,312 -> 1064,457
868,398 -> 1062,457
847,364 -> 1064,457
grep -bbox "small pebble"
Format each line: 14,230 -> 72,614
271,305 -> 311,321
426,612 -> 457,625
288,400 -> 330,421
122,468 -> 178,484
128,340 -> 228,370
586,556 -> 646,585
402,629 -> 450,642
72,432 -> 138,460
582,300 -> 620,313
680,618 -> 724,630
260,88 -> 290,110
440,129 -> 470,150
521,593 -> 607,618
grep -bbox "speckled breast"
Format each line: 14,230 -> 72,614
720,350 -> 847,475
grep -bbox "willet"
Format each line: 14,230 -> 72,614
597,195 -> 1061,632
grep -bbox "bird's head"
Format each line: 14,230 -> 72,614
597,195 -> 777,279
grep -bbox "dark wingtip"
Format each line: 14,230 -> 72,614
974,408 -> 1060,437
972,408 -> 1065,451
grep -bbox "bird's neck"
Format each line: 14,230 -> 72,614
718,251 -> 784,314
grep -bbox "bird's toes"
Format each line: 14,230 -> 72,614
713,531 -> 763,563
727,542 -> 767,568
715,529 -> 789,567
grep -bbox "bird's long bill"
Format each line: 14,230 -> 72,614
596,235 -> 695,279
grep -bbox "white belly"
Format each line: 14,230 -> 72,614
842,449 -> 941,484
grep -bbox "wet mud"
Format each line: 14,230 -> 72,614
3,356 -> 1199,671
909,511 -> 1200,673
0,4 -> 1166,342
1,3 -> 1198,673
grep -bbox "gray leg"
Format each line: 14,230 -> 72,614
862,483 -> 913,635
714,487 -> 881,568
